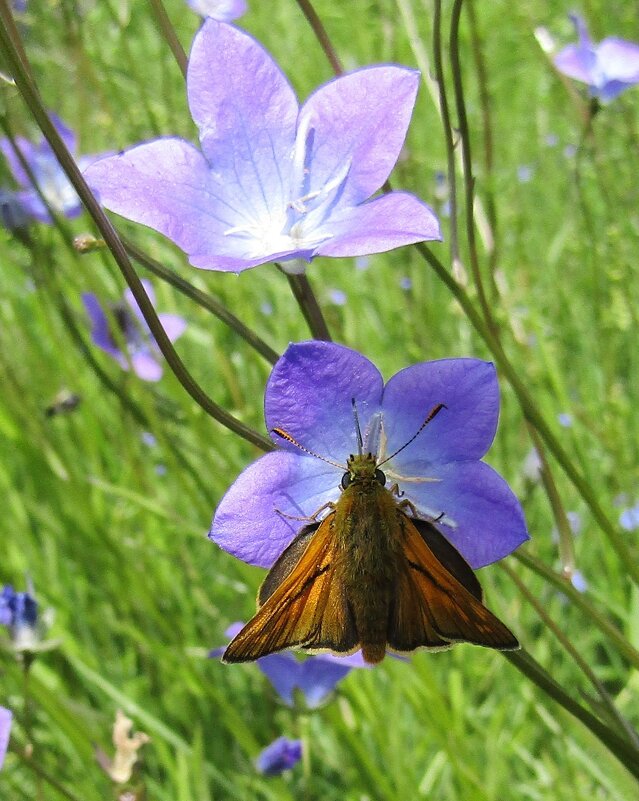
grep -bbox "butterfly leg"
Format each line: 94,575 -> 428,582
274,501 -> 336,523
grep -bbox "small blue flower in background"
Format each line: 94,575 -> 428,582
570,570 -> 588,593
0,113 -> 108,223
619,502 -> 639,532
327,288 -> 347,306
0,188 -> 30,231
186,0 -> 246,21
0,585 -> 38,630
82,280 -> 186,382
211,623 -> 367,708
554,14 -> 639,102
0,707 -> 12,770
85,21 -> 441,274
255,736 -> 302,776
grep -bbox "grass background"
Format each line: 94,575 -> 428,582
0,0 -> 638,798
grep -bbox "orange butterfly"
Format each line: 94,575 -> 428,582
224,406 -> 518,665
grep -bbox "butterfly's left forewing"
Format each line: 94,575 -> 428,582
223,514 -> 358,662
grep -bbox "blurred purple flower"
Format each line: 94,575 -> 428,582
328,288 -> 347,306
0,188 -> 30,231
82,280 -> 186,382
85,21 -> 440,274
554,14 -> 639,102
570,570 -> 588,593
0,113 -> 107,223
0,707 -> 11,770
255,737 -> 302,776
619,502 -> 639,532
186,0 -> 246,21
210,341 -> 528,570
517,165 -> 534,183
557,412 -> 573,428
211,623 -> 366,707
399,276 -> 412,290
0,585 -> 38,630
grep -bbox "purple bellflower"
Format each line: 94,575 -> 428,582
0,113 -> 107,223
186,0 -> 246,21
82,280 -> 186,382
554,14 -> 639,102
210,341 -> 529,571
0,585 -> 38,630
84,21 -> 441,274
619,502 -> 639,532
255,737 -> 302,776
0,707 -> 11,770
211,623 -> 366,708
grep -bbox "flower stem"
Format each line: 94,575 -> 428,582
122,237 -> 279,364
0,8 -> 273,453
503,648 -> 639,780
281,269 -> 332,341
148,0 -> 187,79
294,0 -> 344,75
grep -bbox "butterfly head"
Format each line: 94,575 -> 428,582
341,453 -> 386,490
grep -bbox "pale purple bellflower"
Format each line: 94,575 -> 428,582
0,707 -> 11,770
0,113 -> 107,223
255,737 -> 302,776
82,280 -> 186,382
186,0 -> 246,21
211,623 -> 367,708
84,21 -> 441,274
210,341 -> 529,571
554,14 -> 639,102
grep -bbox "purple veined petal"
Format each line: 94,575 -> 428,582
84,138 -> 245,261
189,246 -> 308,273
265,341 -> 384,464
0,706 -> 11,769
158,313 -> 187,343
554,44 -> 597,84
380,359 -> 499,465
209,450 -> 342,567
82,293 -> 121,359
0,135 -> 38,188
187,0 -> 247,21
298,67 -> 420,207
401,460 -> 529,568
597,38 -> 639,82
131,350 -> 163,382
187,21 -> 298,220
255,653 -> 301,705
313,191 -> 441,259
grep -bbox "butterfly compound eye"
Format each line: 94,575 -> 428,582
341,472 -> 352,490
375,469 -> 386,486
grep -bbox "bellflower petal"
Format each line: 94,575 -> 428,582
0,707 -> 11,769
211,450 -> 340,567
82,293 -> 122,359
398,461 -> 528,568
554,15 -> 639,101
257,652 -> 357,708
380,359 -> 499,463
131,352 -> 163,382
265,341 -> 383,461
186,0 -> 247,21
314,192 -> 441,258
255,737 -> 301,776
85,21 -> 440,273
298,67 -> 420,206
159,314 -> 188,342
210,342 -> 528,572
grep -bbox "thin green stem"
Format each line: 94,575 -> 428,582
503,648 -> 639,780
10,746 -> 85,801
294,0 -> 344,75
122,237 -> 279,364
449,0 -> 494,331
0,9 -> 273,452
514,548 -> 639,671
501,562 -> 639,746
148,0 -> 188,78
280,268 -> 332,341
432,0 -> 460,266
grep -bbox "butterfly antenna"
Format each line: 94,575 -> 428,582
378,403 -> 447,467
351,398 -> 364,456
272,428 -> 344,469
